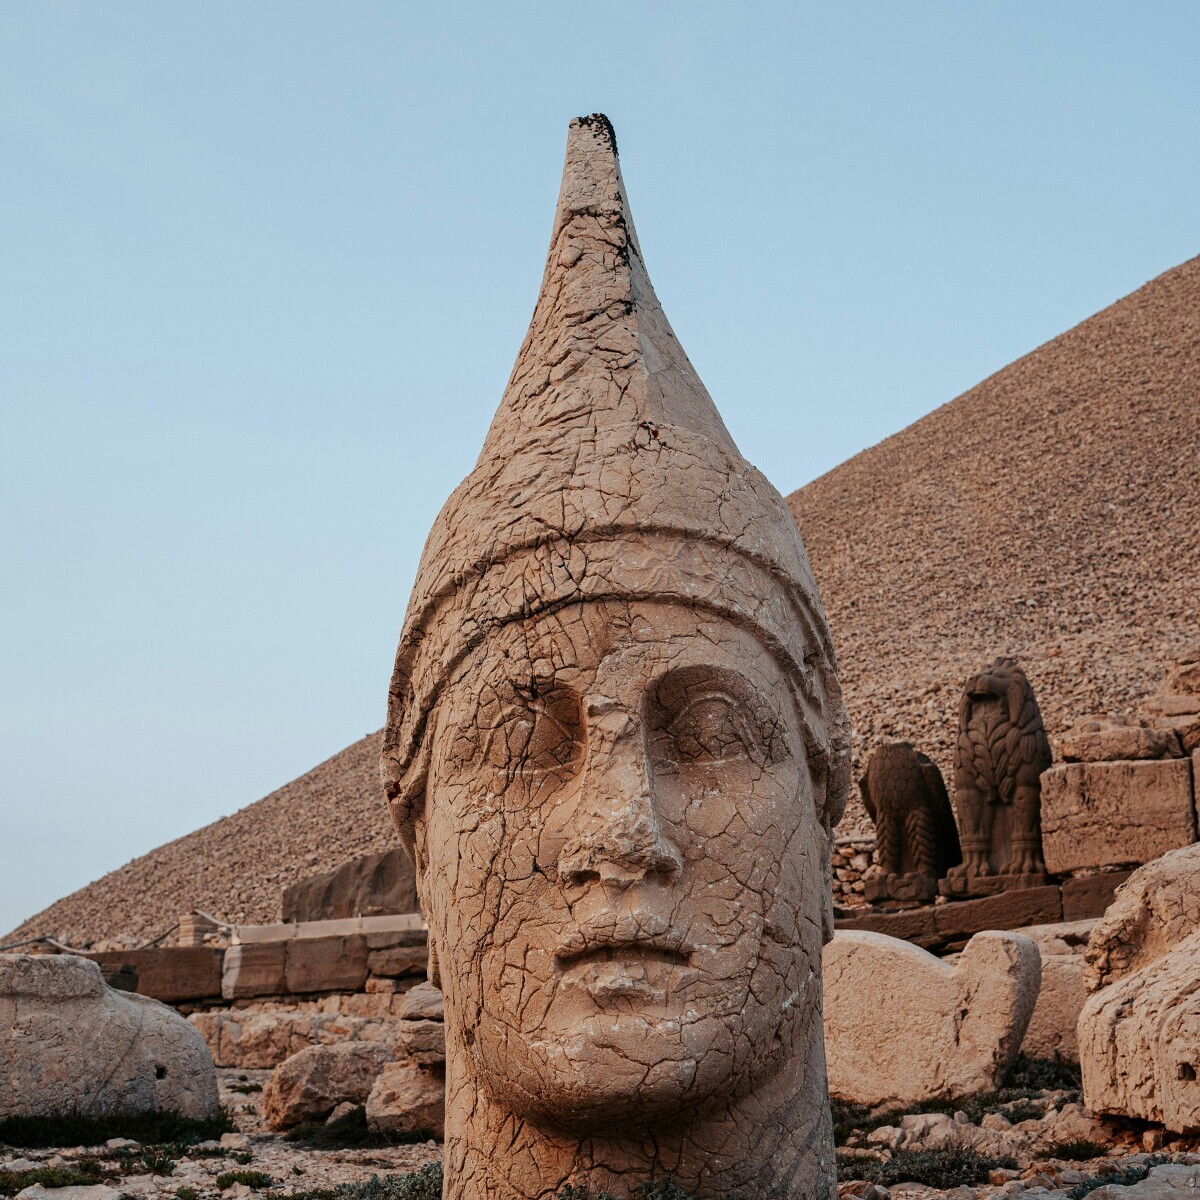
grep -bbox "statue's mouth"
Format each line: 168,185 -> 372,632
555,941 -> 691,971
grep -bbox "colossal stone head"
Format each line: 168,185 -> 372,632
382,114 -> 849,1200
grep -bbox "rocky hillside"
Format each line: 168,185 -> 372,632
8,255 -> 1198,944
792,254 -> 1200,837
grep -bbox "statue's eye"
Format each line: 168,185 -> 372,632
666,692 -> 762,765
648,666 -> 781,772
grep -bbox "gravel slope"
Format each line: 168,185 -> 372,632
791,255 -> 1200,837
9,255 -> 1198,944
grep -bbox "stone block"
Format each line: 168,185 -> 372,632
284,935 -> 369,995
366,945 -> 427,978
1080,929 -> 1200,1132
932,885 -> 1062,942
281,848 -> 418,923
85,948 -> 224,1003
1058,717 -> 1182,763
1061,870 -> 1134,921
833,906 -> 938,947
0,954 -> 218,1120
823,930 -> 1041,1106
222,942 -> 287,1000
1041,759 -> 1196,874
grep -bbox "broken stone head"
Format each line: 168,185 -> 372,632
382,114 -> 850,1200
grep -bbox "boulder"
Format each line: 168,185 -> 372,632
0,953 -> 218,1120
262,1040 -> 395,1129
282,848 -> 418,923
1019,921 -> 1093,1062
391,1018 -> 445,1066
398,981 -> 443,1021
1079,843 -> 1200,1131
822,929 -> 1040,1106
1040,759 -> 1196,874
1083,843 -> 1200,992
365,1062 -> 445,1139
1079,929 -> 1200,1132
1083,1165 -> 1200,1200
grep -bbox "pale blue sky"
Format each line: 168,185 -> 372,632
2,2 -> 1198,938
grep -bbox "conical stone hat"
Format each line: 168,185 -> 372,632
383,114 -> 849,833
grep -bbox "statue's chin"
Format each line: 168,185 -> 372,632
474,1011 -> 785,1131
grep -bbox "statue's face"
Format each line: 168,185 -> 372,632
415,599 -> 825,1128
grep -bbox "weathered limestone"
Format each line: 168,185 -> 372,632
282,848 -> 419,923
83,947 -> 223,1003
859,742 -> 960,904
1058,715 -> 1184,763
1079,929 -> 1200,1132
365,1062 -> 446,1139
1142,645 -> 1200,755
263,1041 -> 395,1129
0,953 -> 218,1120
822,930 -> 1040,1106
1079,844 -> 1200,1131
380,114 -> 850,1200
947,657 -> 1052,894
190,1008 -> 405,1069
222,934 -> 377,999
1083,842 -> 1200,994
1041,759 -> 1196,875
1018,920 -> 1094,1063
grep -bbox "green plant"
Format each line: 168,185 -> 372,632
177,1188 -> 201,1200
233,1152 -> 255,1164
0,1108 -> 234,1149
1069,1156 -> 1168,1199
1041,1139 -> 1108,1162
230,1084 -> 263,1095
0,1166 -> 101,1197
838,1146 -> 1018,1188
141,1149 -> 178,1174
1004,1055 -> 1082,1095
284,1106 -> 432,1150
217,1170 -> 275,1191
335,1167 -> 444,1200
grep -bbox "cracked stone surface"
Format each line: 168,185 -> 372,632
823,931 -> 1041,1107
0,953 -> 219,1121
379,114 -> 850,1199
1080,844 -> 1200,1132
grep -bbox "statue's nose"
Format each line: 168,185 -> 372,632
556,712 -> 682,891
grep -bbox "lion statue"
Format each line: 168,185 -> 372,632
951,656 -> 1052,880
859,742 -> 961,884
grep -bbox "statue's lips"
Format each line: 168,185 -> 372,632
554,937 -> 698,1003
555,942 -> 691,971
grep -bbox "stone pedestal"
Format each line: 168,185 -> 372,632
939,871 -> 1049,899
